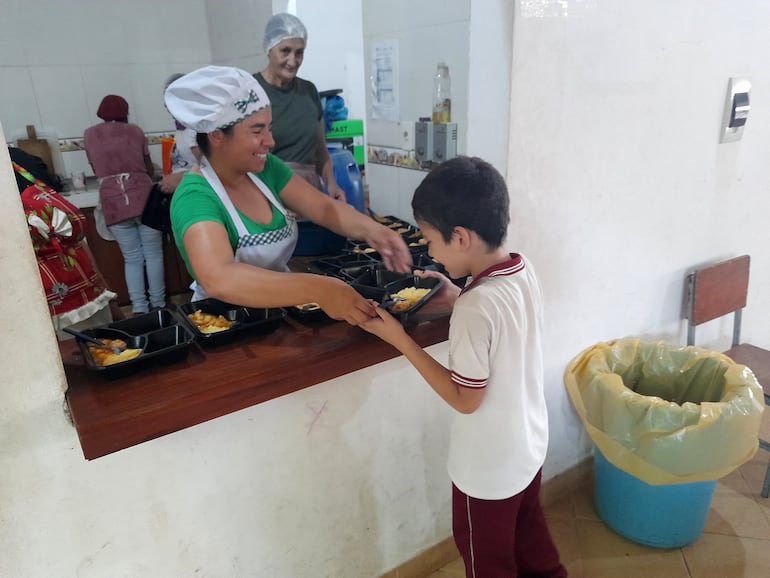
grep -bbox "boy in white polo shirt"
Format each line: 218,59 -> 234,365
362,156 -> 566,578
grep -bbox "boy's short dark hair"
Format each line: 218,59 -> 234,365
412,156 -> 510,248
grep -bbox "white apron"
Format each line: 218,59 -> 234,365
190,161 -> 298,302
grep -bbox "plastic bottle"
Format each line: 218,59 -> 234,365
432,62 -> 451,124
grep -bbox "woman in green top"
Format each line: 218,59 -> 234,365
165,66 -> 411,326
255,13 -> 346,201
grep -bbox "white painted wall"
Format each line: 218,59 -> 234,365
292,0 -> 367,120
507,0 -> 770,475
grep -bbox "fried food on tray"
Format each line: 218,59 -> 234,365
408,238 -> 428,247
389,287 -> 431,312
295,302 -> 321,312
370,212 -> 391,224
353,246 -> 377,254
187,310 -> 235,334
87,339 -> 142,367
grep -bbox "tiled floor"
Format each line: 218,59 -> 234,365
427,449 -> 770,578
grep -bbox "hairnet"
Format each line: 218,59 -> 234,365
263,13 -> 307,52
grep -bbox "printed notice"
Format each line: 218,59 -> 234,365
370,40 -> 399,122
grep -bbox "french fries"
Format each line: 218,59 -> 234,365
87,339 -> 142,366
187,310 -> 235,334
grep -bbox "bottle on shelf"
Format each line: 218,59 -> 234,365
432,62 -> 451,124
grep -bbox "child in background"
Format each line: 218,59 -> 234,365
361,156 -> 566,578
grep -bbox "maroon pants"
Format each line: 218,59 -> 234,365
452,470 -> 567,578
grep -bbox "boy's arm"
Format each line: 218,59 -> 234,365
398,338 -> 485,414
361,308 -> 485,414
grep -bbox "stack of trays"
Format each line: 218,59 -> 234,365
179,299 -> 287,346
75,308 -> 196,379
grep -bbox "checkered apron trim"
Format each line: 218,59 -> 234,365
236,218 -> 295,249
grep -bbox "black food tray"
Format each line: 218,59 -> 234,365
348,263 -> 405,299
381,275 -> 443,324
285,302 -> 332,323
344,241 -> 383,262
367,211 -> 404,227
75,308 -> 195,379
349,264 -> 408,288
179,299 -> 287,345
411,253 -> 442,272
307,254 -> 377,278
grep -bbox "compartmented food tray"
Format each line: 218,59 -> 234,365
349,264 -> 408,288
381,275 -> 443,324
348,263 -> 405,300
74,308 -> 196,379
285,302 -> 332,323
307,253 -> 377,278
179,299 -> 287,345
411,252 -> 442,272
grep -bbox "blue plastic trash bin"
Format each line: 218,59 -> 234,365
593,449 -> 717,549
564,339 -> 764,549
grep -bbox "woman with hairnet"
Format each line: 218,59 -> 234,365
254,13 -> 347,202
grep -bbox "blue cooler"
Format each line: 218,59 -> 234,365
593,449 -> 717,549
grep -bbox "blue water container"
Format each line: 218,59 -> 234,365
329,148 -> 365,212
593,449 -> 716,549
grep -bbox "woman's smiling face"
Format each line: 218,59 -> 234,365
267,38 -> 306,86
217,108 -> 275,173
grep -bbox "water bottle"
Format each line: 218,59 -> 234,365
432,62 -> 451,123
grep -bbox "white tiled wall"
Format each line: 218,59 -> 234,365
0,0 -> 212,177
204,0 -> 271,70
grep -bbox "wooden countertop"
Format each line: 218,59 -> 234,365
63,313 -> 449,460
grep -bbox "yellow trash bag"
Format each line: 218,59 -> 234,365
564,339 -> 764,485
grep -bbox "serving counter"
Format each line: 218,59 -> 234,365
63,312 -> 449,460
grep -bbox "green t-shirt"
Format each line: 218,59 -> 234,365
170,153 -> 293,280
255,73 -> 323,165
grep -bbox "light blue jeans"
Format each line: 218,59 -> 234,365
108,217 -> 166,314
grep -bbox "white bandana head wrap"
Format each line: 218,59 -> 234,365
164,66 -> 270,133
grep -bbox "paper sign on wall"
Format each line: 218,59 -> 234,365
370,40 -> 399,122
